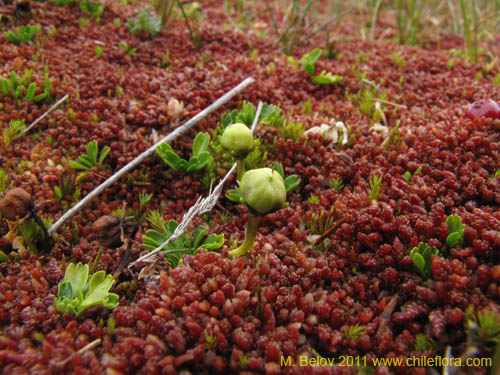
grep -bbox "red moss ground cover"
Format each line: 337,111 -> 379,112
0,1 -> 499,374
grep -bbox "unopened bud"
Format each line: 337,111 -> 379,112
0,188 -> 34,221
91,215 -> 123,249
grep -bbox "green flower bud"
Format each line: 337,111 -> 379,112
220,123 -> 253,156
240,168 -> 286,215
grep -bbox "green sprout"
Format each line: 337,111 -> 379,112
304,207 -> 337,236
409,242 -> 438,280
446,214 -> 465,248
414,334 -> 438,352
0,169 -> 13,193
330,177 -> 344,192
79,0 -> 104,21
5,24 -> 41,45
54,262 -> 119,316
344,323 -> 365,341
119,41 -> 137,56
300,48 -> 342,85
238,355 -> 251,370
367,175 -> 382,201
142,217 -> 224,268
228,168 -> 287,258
126,8 -> 161,37
70,140 -> 110,171
156,132 -> 212,173
381,120 -> 401,150
3,119 -> 26,147
139,191 -> 153,208
492,170 -> 500,179
307,195 -> 320,203
403,166 -> 422,182
204,331 -> 217,351
466,306 -> 500,350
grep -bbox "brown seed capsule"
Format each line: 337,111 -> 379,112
0,188 -> 35,221
91,215 -> 123,249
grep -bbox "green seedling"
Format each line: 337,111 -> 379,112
54,262 -> 119,316
119,41 -> 137,56
0,169 -> 13,193
70,140 -> 110,171
238,355 -> 250,370
414,333 -> 438,352
157,132 -> 212,172
300,48 -> 342,85
3,119 -> 26,147
446,214 -> 465,248
126,8 -> 161,37
204,331 -> 217,351
466,306 -> 500,351
0,69 -> 51,103
142,216 -> 223,268
177,1 -> 202,50
344,323 -> 365,341
381,120 -> 401,150
410,242 -> 438,280
80,0 -> 104,21
308,195 -> 320,203
330,177 -> 344,192
403,166 -> 422,182
5,24 -> 41,45
228,168 -> 287,258
367,174 -> 382,201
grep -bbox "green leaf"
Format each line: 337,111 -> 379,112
0,79 -> 10,96
25,82 -> 36,100
226,188 -> 242,203
301,48 -> 322,76
33,93 -> 47,102
157,143 -> 187,171
103,293 -> 119,309
192,132 -> 210,156
98,146 -> 110,164
446,232 -> 462,248
0,250 -> 9,262
86,140 -> 98,165
64,262 -> 89,299
166,219 -> 179,236
69,160 -> 92,171
141,229 -> 168,250
270,162 -> 284,178
446,214 -> 465,248
78,271 -> 115,313
201,233 -> 224,250
57,281 -> 74,300
403,171 -> 412,181
187,152 -> 211,172
284,175 -> 301,192
192,226 -> 207,250
10,72 -> 19,90
312,72 -> 342,85
410,250 -> 426,278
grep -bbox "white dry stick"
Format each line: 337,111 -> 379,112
48,77 -> 255,235
22,94 -> 69,135
129,101 -> 263,268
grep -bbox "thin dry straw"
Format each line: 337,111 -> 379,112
48,77 -> 255,235
129,101 -> 263,268
22,94 -> 69,134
